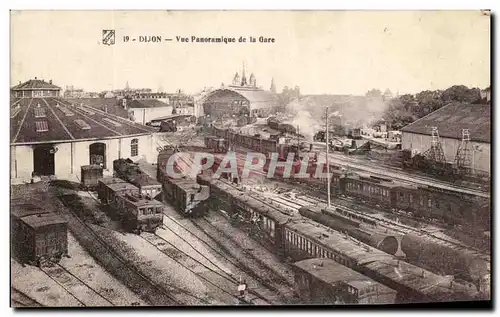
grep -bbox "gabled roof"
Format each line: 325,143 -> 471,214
401,102 -> 491,143
11,97 -> 157,144
12,79 -> 61,91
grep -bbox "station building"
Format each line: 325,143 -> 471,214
201,69 -> 278,119
401,102 -> 491,176
10,80 -> 161,184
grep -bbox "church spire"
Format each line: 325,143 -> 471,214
241,62 -> 248,86
270,78 -> 276,93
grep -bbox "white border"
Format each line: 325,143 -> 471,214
2,1 -> 497,317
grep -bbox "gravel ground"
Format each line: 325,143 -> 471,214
11,259 -> 83,307
90,224 -> 223,305
60,233 -> 148,306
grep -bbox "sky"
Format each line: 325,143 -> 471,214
10,10 -> 490,95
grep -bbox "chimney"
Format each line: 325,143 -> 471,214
49,80 -> 52,84
421,270 -> 425,278
35,77 -> 37,80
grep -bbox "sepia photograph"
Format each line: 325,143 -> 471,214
9,10 -> 491,308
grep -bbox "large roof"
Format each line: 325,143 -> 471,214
127,99 -> 170,109
401,102 -> 491,143
12,79 -> 61,91
205,87 -> 278,109
11,98 -> 156,145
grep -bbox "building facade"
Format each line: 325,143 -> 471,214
11,78 -> 61,98
401,102 -> 490,175
10,92 -> 162,184
202,68 -> 278,120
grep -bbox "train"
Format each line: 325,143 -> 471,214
298,204 -> 399,255
11,201 -> 68,266
212,126 -> 311,161
266,117 -> 300,135
292,258 -> 397,304
204,136 -> 230,153
113,159 -> 162,199
157,147 -> 210,217
195,173 -> 481,303
314,127 -> 362,142
97,177 -> 164,234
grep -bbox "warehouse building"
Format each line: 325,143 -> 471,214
401,102 -> 490,176
10,86 -> 161,184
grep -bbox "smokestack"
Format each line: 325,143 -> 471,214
421,270 -> 425,278
35,77 -> 37,80
49,80 -> 52,84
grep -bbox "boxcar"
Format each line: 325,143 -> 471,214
97,177 -> 140,205
129,173 -> 162,199
292,258 -> 397,304
163,177 -> 210,217
114,192 -> 164,234
205,136 -> 229,153
80,165 -> 103,189
11,203 -> 68,266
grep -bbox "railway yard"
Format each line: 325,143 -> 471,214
10,124 -> 491,306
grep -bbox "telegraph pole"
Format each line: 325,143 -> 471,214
325,106 -> 331,207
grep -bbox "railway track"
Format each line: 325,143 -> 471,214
11,288 -> 44,307
151,223 -> 272,305
263,186 -> 490,265
161,214 -> 280,304
39,263 -> 115,306
139,232 -> 243,305
50,185 -> 182,306
178,215 -> 296,304
324,152 -> 489,198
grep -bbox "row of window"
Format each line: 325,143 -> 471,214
285,229 -> 353,267
346,182 -> 390,197
249,210 -> 276,238
397,192 -> 433,208
138,206 -> 163,215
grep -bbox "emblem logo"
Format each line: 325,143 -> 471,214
102,29 -> 116,46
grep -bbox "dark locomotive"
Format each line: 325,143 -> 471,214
11,202 -> 68,266
97,177 -> 164,234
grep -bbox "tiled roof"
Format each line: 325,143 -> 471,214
127,99 -> 170,109
66,98 -> 130,119
11,79 -> 61,91
11,98 -> 156,144
401,102 -> 491,143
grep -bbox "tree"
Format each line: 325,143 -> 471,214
441,85 -> 481,103
365,89 -> 382,99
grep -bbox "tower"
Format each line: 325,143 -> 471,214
270,78 -> 276,93
249,73 -> 256,87
241,63 -> 248,86
455,129 -> 472,174
125,81 -> 130,90
423,127 -> 447,168
233,72 -> 240,86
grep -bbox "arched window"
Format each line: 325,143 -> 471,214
131,138 -> 139,157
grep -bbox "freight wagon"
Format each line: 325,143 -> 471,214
157,148 -> 210,217
292,258 -> 397,304
11,203 -> 68,266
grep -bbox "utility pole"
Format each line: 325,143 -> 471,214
325,106 -> 331,207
